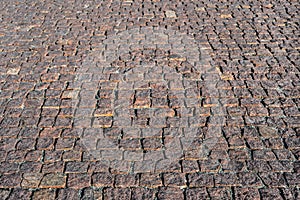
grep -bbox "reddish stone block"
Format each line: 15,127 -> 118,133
0,138 -> 17,151
269,161 -> 293,172
140,173 -> 162,188
44,150 -> 63,162
234,187 -> 260,200
119,138 -> 141,150
38,117 -> 55,127
131,188 -> 156,199
0,117 -> 20,127
6,150 -> 26,162
55,138 -> 75,150
199,160 -> 220,172
215,173 -> 241,186
285,172 -> 300,186
81,188 -> 102,199
9,188 -> 32,199
285,137 -> 300,149
65,161 -> 89,173
115,174 -> 139,187
246,137 -> 265,149
182,160 -> 200,173
73,118 -> 92,128
253,149 -> 277,160
186,187 -> 209,199
92,172 -> 114,187
220,160 -> 245,172
20,161 -> 42,173
24,150 -> 43,162
273,149 -> 294,161
293,161 -> 300,173
32,189 -> 56,200
237,172 -> 263,187
56,188 -> 80,200
259,172 -> 286,187
0,162 -> 19,173
67,173 -> 90,189
259,188 -> 282,200
0,189 -> 10,199
55,117 -> 72,128
16,138 -> 36,150
280,187 -> 299,200
109,160 -> 131,173
228,149 -> 249,160
163,172 -> 186,187
0,127 -> 20,137
142,138 -> 163,150
157,187 -> 184,200
21,173 -> 43,188
40,173 -> 66,188
263,138 -> 284,149
93,116 -> 113,128
207,187 -> 231,199
103,188 -> 131,200
0,173 -> 21,188
155,159 -> 181,172
42,161 -> 64,173
187,173 -> 214,187
209,149 -> 230,160
36,138 -> 54,150
62,150 -> 82,161
88,160 -> 110,173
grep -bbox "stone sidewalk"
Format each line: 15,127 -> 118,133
0,0 -> 299,199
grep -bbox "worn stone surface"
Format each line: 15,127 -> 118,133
0,0 -> 299,199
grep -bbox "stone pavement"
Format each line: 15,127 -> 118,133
0,0 -> 299,199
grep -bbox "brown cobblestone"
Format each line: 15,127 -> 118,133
186,187 -> 209,199
234,187 -> 260,200
9,189 -> 32,199
131,188 -> 156,199
67,173 -> 90,189
103,188 -> 131,200
21,173 -> 43,188
0,173 -> 21,188
140,173 -> 162,188
92,172 -> 114,187
157,187 -> 184,200
187,173 -> 214,187
56,188 -> 80,200
40,173 -> 66,188
32,189 -> 56,200
0,189 -> 10,199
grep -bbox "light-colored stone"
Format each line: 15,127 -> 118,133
165,10 -> 177,18
264,4 -> 273,8
242,5 -> 251,9
62,90 -> 79,99
7,67 -> 20,75
220,14 -> 232,19
195,7 -> 205,11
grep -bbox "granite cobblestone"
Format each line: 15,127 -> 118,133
0,0 -> 299,199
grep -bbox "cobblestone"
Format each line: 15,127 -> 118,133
0,0 -> 299,199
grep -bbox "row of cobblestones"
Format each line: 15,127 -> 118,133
1,186 -> 299,199
0,170 -> 299,188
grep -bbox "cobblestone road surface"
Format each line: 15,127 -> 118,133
0,0 -> 299,199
